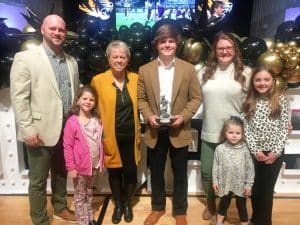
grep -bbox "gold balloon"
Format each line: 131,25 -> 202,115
181,38 -> 206,65
20,39 -> 41,51
263,38 -> 274,50
275,77 -> 287,93
257,50 -> 284,75
287,41 -> 298,48
274,42 -> 285,50
280,68 -> 294,80
22,24 -> 36,33
287,65 -> 300,84
285,55 -> 299,69
240,37 -> 247,42
296,47 -> 300,57
181,38 -> 194,57
66,31 -> 79,39
229,32 -> 241,41
293,65 -> 300,77
280,48 -> 291,61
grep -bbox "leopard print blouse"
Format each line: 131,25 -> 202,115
242,95 -> 289,157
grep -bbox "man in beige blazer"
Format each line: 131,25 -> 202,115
138,24 -> 202,225
10,15 -> 79,225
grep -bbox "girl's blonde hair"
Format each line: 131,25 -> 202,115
220,116 -> 244,143
69,85 -> 99,117
241,66 -> 281,120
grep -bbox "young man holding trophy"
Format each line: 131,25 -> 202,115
137,23 -> 202,225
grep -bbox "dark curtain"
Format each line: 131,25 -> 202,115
250,0 -> 300,37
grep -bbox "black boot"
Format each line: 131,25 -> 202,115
123,183 -> 136,223
112,201 -> 123,224
109,176 -> 124,224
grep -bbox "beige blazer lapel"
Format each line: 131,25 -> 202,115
38,46 -> 61,98
65,54 -> 76,101
149,60 -> 160,111
171,59 -> 183,109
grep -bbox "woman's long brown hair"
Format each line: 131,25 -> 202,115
202,32 -> 245,89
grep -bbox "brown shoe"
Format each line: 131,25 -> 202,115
202,207 -> 213,220
53,208 -> 77,223
144,210 -> 165,225
175,215 -> 187,225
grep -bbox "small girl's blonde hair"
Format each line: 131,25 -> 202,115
219,116 -> 244,143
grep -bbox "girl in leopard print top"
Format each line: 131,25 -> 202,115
241,66 -> 289,225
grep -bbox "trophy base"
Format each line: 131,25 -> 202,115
159,118 -> 171,124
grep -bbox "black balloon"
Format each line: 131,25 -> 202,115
77,44 -> 89,56
0,36 -> 22,54
95,29 -> 106,40
130,22 -> 144,32
0,22 -> 8,38
274,21 -> 297,42
80,70 -> 96,85
77,26 -> 89,35
63,41 -> 73,53
0,52 -> 15,87
85,16 -> 99,34
119,25 -> 129,35
295,15 -> 300,32
142,43 -> 152,55
130,51 -> 144,72
0,58 -> 8,87
240,37 -> 268,67
5,27 -> 22,37
176,18 -> 193,38
88,36 -> 102,50
72,53 -> 87,75
143,25 -> 152,42
132,37 -> 144,51
87,50 -> 108,73
291,31 -> 300,46
78,32 -> 89,44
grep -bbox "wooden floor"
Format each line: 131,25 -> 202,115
1,191 -> 300,225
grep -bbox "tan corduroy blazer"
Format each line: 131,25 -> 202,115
138,58 -> 202,149
10,45 -> 79,146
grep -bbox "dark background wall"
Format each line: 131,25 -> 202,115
0,0 -> 63,17
1,0 -> 299,38
250,0 -> 300,37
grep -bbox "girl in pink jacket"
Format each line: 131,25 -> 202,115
63,85 -> 104,225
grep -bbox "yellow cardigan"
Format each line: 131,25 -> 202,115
91,70 -> 141,168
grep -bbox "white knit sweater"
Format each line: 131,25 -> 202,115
197,63 -> 252,143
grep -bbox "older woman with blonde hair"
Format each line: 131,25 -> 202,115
91,40 -> 140,224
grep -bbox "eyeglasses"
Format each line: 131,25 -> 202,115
216,46 -> 234,52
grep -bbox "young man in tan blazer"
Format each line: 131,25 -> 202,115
138,23 -> 202,225
10,15 -> 79,225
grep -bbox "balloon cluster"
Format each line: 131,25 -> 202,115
257,40 -> 300,90
59,16 -> 158,84
0,6 -> 299,89
256,15 -> 300,90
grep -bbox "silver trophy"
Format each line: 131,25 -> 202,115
159,95 -> 171,124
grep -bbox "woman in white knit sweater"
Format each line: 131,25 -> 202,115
197,32 -> 252,223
